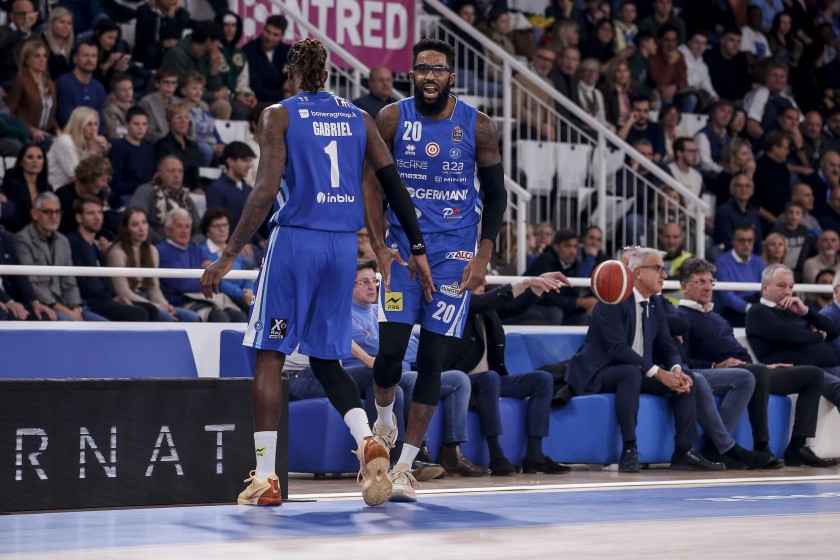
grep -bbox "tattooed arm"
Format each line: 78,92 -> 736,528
200,104 -> 287,297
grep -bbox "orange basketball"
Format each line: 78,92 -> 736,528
590,260 -> 635,304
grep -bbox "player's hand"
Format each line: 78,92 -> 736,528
409,254 -> 434,302
460,255 -> 489,295
200,256 -> 234,298
373,245 -> 407,293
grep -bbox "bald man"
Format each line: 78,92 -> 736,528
352,66 -> 398,119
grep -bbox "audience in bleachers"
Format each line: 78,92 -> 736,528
108,106 -> 155,207
130,155 -> 200,244
6,39 -> 58,146
41,7 -> 75,80
54,155 -> 114,235
0,143 -> 49,233
102,73 -> 134,140
138,69 -> 180,143
46,106 -> 109,190
241,14 -> 290,105
154,101 -> 202,191
55,40 -> 106,129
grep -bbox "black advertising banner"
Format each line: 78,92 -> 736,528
0,378 -> 288,512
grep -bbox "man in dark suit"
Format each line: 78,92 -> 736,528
805,150 -> 840,220
566,247 -> 724,472
443,272 -> 572,476
746,263 -> 840,467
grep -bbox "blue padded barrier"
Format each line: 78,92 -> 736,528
504,332 -> 587,373
288,398 -> 359,473
543,395 -> 621,464
0,330 -> 197,378
732,394 -> 792,459
219,330 -> 254,377
459,398 -> 528,467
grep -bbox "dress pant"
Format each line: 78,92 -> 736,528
86,298 -> 155,321
742,363 -> 823,441
500,370 -> 553,438
820,366 -> 840,408
599,365 -> 698,450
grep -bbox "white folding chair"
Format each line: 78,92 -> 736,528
556,143 -> 595,228
215,120 -> 250,144
680,113 -> 708,137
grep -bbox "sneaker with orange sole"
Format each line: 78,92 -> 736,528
354,436 -> 392,506
237,471 -> 282,506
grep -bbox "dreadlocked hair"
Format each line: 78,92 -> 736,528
288,37 -> 326,93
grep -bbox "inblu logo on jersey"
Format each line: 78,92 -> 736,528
451,126 -> 463,144
440,282 -> 463,298
446,251 -> 473,261
316,192 -> 355,204
442,207 -> 462,220
298,109 -> 310,118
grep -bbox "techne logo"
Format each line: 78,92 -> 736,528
440,282 -> 463,298
445,251 -> 473,261
384,292 -> 404,311
316,192 -> 356,204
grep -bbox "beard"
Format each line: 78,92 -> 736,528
414,79 -> 451,117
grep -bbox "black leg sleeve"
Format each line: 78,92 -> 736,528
412,329 -> 450,406
309,357 -> 364,417
373,322 -> 414,389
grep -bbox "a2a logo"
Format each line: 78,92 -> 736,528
442,161 -> 464,173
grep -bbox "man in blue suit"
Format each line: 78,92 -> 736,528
566,247 -> 725,473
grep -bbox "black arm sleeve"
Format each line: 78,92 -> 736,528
477,162 -> 506,242
375,164 -> 426,255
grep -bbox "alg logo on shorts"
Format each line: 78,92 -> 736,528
316,192 -> 356,204
445,251 -> 473,261
440,282 -> 463,298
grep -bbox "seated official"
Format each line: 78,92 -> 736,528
675,258 -> 827,468
444,272 -> 574,475
566,247 -> 723,473
745,263 -> 840,467
0,225 -> 57,321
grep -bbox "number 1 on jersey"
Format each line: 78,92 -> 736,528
324,140 -> 340,189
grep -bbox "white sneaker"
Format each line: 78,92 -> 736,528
372,412 -> 398,452
388,463 -> 418,502
354,436 -> 392,506
237,470 -> 282,506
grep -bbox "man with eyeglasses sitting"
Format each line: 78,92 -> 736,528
714,224 -> 765,328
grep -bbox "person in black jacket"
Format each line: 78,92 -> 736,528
745,262 -> 840,467
443,272 -> 573,475
241,15 -> 290,104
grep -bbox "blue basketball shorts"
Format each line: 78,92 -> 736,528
244,226 -> 356,359
379,226 -> 478,337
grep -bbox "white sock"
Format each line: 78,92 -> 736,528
397,444 -> 420,468
375,400 -> 395,428
253,431 -> 277,481
344,408 -> 372,447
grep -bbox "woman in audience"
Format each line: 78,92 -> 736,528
761,232 -> 789,266
580,18 -> 616,71
92,18 -> 132,92
154,101 -> 203,191
6,40 -> 58,146
711,138 -> 756,205
550,19 -> 581,54
659,103 -> 686,161
767,11 -> 796,68
601,58 -> 633,131
107,206 -> 199,322
0,143 -> 50,232
728,107 -> 749,141
46,107 -> 110,189
199,208 -> 254,313
41,7 -> 75,79
483,9 -> 516,70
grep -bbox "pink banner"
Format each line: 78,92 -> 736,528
237,0 -> 415,73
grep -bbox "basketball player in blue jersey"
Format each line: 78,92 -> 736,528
364,39 -> 508,502
200,38 -> 433,508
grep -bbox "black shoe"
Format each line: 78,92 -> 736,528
618,447 -> 640,473
489,457 -> 516,476
522,456 -> 571,474
725,444 -> 773,469
411,460 -> 446,482
670,448 -> 726,471
784,446 -> 838,468
415,444 -> 433,464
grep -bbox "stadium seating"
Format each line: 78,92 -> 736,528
0,330 -> 197,379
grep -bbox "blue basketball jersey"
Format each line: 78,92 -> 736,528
270,91 -> 367,232
387,97 -> 481,234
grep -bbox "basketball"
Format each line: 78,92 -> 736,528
590,260 -> 635,304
